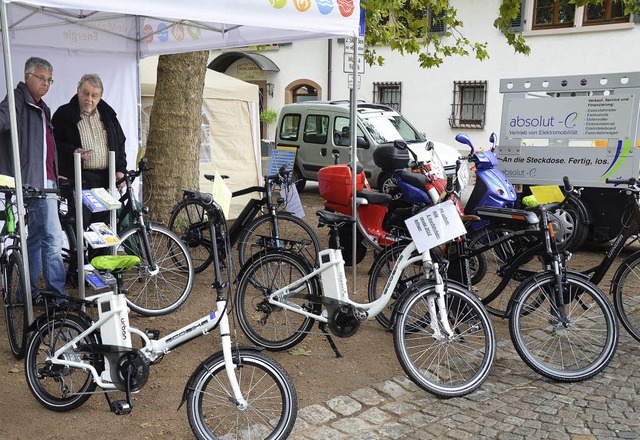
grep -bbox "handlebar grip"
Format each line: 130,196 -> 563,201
193,191 -> 213,205
606,177 -> 637,185
446,174 -> 454,193
562,176 -> 573,193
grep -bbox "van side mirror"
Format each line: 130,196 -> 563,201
357,136 -> 369,149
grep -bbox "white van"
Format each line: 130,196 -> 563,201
275,101 -> 458,192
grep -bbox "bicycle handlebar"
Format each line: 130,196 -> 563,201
605,177 -> 637,186
1,185 -> 60,198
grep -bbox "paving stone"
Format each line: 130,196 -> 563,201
327,395 -> 363,416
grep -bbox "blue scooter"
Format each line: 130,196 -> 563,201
455,132 -> 590,251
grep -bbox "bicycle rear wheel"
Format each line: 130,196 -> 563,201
186,350 -> 298,440
237,212 -> 321,268
5,251 -> 28,359
394,280 -> 496,398
611,250 -> 640,342
509,271 -> 618,382
367,241 -> 422,329
118,224 -> 194,316
167,198 -> 213,274
235,250 -> 320,350
25,314 -> 100,411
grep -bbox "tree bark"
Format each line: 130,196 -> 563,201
145,51 -> 208,224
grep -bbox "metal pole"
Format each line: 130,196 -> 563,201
349,36 -> 358,293
109,151 -> 116,255
74,153 -> 85,299
1,2 -> 33,322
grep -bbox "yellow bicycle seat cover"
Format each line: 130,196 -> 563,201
91,255 -> 141,271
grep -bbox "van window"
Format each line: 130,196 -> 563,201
303,114 -> 329,144
280,114 -> 301,141
361,114 -> 422,144
334,116 -> 365,147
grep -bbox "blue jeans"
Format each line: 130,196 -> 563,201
26,180 -> 67,297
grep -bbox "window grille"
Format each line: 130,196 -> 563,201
449,81 -> 487,129
373,82 -> 402,112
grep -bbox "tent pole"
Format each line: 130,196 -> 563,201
1,2 -> 33,324
349,35 -> 359,294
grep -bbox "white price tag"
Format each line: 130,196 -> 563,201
404,200 -> 467,254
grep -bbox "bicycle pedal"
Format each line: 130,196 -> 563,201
145,329 -> 160,340
110,399 -> 132,415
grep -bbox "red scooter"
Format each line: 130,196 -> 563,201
318,141 -> 455,266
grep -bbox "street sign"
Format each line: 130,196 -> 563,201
344,36 -> 365,54
348,75 -> 362,89
343,53 -> 365,74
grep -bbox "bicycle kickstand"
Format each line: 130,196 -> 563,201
318,322 -> 343,358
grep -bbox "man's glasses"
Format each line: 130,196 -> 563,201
28,72 -> 54,85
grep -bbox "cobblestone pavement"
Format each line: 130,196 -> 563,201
288,332 -> 640,440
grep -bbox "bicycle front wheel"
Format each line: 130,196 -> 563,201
509,272 -> 618,382
167,198 -> 213,274
467,224 -> 533,318
186,350 -> 298,440
25,314 -> 100,411
5,251 -> 28,359
118,224 -> 194,316
237,212 -> 321,268
394,281 -> 496,398
611,250 -> 640,342
235,250 -> 320,350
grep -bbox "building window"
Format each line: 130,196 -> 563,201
531,0 -> 630,30
449,81 -> 487,129
293,84 -> 318,103
373,82 -> 402,111
583,0 -> 629,25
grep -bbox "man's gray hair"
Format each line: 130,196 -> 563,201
77,73 -> 104,95
24,57 -> 53,74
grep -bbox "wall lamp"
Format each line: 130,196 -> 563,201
266,82 -> 274,97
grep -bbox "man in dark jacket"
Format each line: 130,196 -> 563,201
53,73 -> 127,232
0,56 -> 68,303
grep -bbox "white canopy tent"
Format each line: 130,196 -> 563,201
140,56 -> 262,219
1,0 -> 360,317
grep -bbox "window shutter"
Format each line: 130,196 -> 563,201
429,7 -> 447,36
509,0 -> 526,32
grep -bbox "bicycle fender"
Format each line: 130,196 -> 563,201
177,346 -> 265,410
26,308 -> 94,333
235,248 -> 314,283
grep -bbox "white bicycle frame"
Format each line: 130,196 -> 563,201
268,241 -> 454,337
47,289 -> 247,407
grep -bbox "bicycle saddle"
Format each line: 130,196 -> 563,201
91,255 -> 141,272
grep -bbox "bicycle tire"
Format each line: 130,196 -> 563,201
186,349 -> 298,440
61,220 -> 78,287
367,241 -> 422,329
237,212 -> 321,268
611,250 -> 640,342
118,223 -> 194,316
467,224 -> 534,318
5,251 -> 28,359
509,271 -> 618,382
235,250 -> 321,351
393,280 -> 496,398
167,198 -> 213,274
24,314 -> 100,411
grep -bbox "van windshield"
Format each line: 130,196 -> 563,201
361,114 -> 423,144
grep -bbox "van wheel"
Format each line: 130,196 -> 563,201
292,166 -> 306,192
378,173 -> 401,200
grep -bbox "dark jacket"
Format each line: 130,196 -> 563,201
52,95 -> 127,179
0,81 -> 58,187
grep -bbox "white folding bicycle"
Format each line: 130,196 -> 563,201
24,193 -> 297,440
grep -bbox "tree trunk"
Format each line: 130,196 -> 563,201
145,51 -> 208,224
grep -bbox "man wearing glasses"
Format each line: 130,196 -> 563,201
0,56 -> 68,305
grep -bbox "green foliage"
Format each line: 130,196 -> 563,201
363,0 -> 639,68
260,108 -> 279,124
